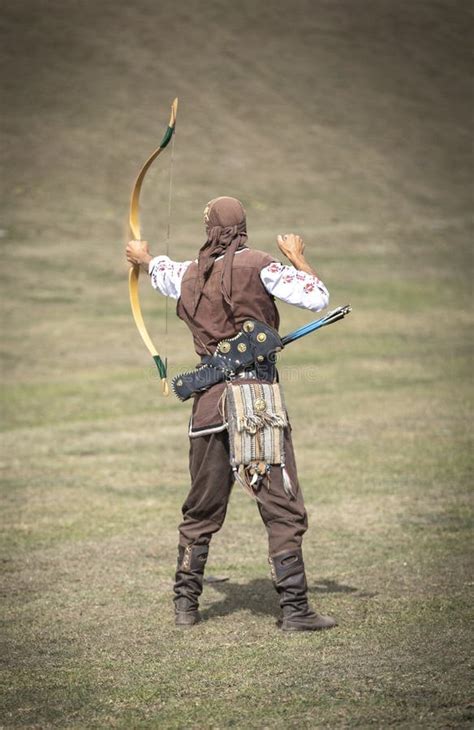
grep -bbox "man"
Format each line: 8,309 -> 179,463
126,196 -> 337,632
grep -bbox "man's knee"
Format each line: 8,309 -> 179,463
179,513 -> 227,546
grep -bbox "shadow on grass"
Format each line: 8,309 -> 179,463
201,577 -> 362,620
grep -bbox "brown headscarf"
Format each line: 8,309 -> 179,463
193,196 -> 248,314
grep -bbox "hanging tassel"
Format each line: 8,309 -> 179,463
232,465 -> 247,489
250,471 -> 259,487
238,412 -> 287,434
232,466 -> 257,500
281,463 -> 295,499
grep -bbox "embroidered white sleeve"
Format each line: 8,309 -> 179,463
148,256 -> 192,299
260,262 -> 329,312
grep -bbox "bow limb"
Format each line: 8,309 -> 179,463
128,97 -> 178,396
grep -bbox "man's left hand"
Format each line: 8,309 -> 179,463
126,240 -> 152,270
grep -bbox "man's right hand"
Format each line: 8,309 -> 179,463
277,233 -> 305,262
277,233 -> 320,278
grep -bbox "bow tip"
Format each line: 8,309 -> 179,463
170,98 -> 178,127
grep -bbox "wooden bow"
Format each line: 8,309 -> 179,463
128,98 -> 178,395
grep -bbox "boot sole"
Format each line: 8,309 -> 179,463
175,611 -> 201,627
277,619 -> 337,631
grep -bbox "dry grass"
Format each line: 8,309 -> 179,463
1,1 -> 473,727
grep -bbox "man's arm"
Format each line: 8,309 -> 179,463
125,240 -> 191,300
259,233 -> 329,313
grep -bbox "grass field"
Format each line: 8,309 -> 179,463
1,1 -> 473,727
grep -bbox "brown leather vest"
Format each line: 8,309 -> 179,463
177,248 -> 280,357
177,248 -> 281,433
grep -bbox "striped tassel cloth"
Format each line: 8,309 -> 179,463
225,382 -> 294,499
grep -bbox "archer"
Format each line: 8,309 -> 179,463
126,196 -> 337,631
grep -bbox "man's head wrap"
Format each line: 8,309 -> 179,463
193,196 -> 248,314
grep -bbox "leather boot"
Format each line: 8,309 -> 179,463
173,544 -> 209,626
269,548 -> 337,631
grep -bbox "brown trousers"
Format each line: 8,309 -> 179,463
178,428 -> 308,555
